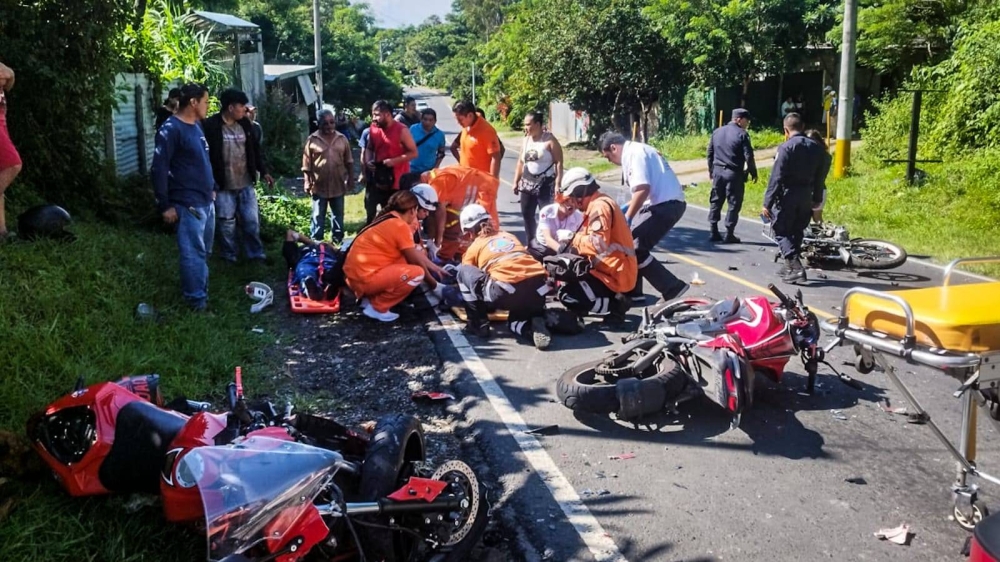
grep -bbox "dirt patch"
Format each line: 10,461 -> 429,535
265,290 -> 522,560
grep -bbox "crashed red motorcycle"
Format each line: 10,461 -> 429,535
27,370 -> 487,562
558,284 -> 859,427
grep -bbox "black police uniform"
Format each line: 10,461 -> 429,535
763,133 -> 825,264
707,121 -> 756,236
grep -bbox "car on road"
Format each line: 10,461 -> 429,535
416,100 -> 429,110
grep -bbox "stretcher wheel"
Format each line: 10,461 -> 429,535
954,499 -> 990,531
855,353 -> 875,375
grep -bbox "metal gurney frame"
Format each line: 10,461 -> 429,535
820,257 -> 1000,531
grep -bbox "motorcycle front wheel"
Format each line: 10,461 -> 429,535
848,239 -> 907,270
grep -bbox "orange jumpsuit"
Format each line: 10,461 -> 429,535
343,212 -> 424,312
571,193 -> 637,293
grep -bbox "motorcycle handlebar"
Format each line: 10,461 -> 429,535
768,283 -> 807,320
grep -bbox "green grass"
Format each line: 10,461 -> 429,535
684,149 -> 1000,275
0,184 -> 367,561
651,128 -> 786,161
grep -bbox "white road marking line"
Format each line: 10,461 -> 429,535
432,309 -> 627,562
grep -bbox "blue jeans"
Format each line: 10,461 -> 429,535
176,203 -> 216,310
311,195 -> 345,243
215,186 -> 265,261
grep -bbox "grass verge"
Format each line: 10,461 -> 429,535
651,128 -> 786,161
683,149 -> 1000,275
0,182 -> 367,561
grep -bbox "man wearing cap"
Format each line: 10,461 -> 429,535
762,113 -> 826,283
551,167 -> 637,326
707,108 -> 757,243
599,132 -> 689,304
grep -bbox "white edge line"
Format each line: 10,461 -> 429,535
683,202 -> 995,282
431,308 -> 628,562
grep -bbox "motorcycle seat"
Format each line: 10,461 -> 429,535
847,282 -> 1000,352
973,510 -> 1000,559
98,400 -> 187,494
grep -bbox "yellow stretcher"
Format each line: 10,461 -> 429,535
822,257 -> 1000,531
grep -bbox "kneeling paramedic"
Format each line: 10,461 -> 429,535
550,168 -> 637,325
456,204 -> 552,349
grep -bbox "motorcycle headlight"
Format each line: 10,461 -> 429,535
176,451 -> 205,488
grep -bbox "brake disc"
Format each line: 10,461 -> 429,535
430,460 -> 481,547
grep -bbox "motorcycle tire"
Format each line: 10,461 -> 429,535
848,239 -> 907,270
556,354 -> 685,415
357,414 -> 426,562
647,297 -> 715,324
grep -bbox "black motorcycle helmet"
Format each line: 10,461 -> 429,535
17,204 -> 75,241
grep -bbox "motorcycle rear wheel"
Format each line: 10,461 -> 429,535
848,239 -> 907,270
557,351 -> 685,415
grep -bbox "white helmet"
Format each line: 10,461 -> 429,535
558,167 -> 596,199
459,204 -> 491,231
409,183 -> 439,211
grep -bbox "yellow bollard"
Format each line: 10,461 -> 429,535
718,110 -> 723,128
833,138 -> 851,178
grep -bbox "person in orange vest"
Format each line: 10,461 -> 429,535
415,165 -> 499,259
551,167 -> 637,326
344,190 -> 448,322
455,204 -> 552,348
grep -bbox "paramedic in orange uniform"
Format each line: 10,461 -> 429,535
452,100 -> 502,178
420,165 -> 499,255
344,190 -> 448,322
455,204 -> 552,349
553,167 -> 637,326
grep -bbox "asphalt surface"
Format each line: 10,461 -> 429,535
408,87 -> 1000,561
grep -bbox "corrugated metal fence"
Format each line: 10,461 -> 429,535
104,73 -> 170,177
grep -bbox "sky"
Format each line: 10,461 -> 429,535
356,0 -> 455,28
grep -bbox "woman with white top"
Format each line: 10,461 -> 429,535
513,111 -> 563,244
528,194 -> 583,262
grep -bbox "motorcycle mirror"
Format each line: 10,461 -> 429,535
795,289 -> 804,306
74,375 -> 85,392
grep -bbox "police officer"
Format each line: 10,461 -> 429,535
707,108 -> 757,243
761,113 -> 826,284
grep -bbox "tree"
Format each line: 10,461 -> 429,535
646,0 -> 815,105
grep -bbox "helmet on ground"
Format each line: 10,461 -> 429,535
459,204 -> 490,231
558,167 -> 596,199
410,183 -> 439,211
18,205 -> 75,241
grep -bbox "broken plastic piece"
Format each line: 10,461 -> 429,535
690,272 -> 706,286
524,424 -> 560,436
608,453 -> 636,461
874,523 -> 911,545
411,391 -> 455,402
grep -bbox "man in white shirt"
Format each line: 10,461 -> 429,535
528,196 -> 583,261
600,132 -> 688,303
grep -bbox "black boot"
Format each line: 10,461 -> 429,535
627,278 -> 646,304
709,224 -> 723,242
777,258 -> 792,279
723,230 -> 742,244
463,303 -> 492,338
604,293 -> 631,327
782,258 -> 807,284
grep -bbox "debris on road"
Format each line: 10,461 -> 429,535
831,409 -> 849,421
411,391 -> 455,402
845,477 -> 868,485
608,453 -> 636,461
874,523 -> 912,545
691,272 -> 706,286
728,266 -> 739,271
524,424 -> 560,436
878,399 -> 908,415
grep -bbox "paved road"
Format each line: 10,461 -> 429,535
409,88 -> 999,561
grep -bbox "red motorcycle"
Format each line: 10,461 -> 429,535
558,284 -> 859,427
27,370 -> 487,562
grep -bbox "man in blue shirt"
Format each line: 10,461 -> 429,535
151,83 -> 216,311
408,108 -> 446,176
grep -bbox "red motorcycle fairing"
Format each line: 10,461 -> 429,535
263,504 -> 329,562
27,381 -> 176,497
701,296 -> 795,383
161,411 -> 229,523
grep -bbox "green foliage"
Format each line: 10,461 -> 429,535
0,0 -> 130,211
646,0 -> 823,100
259,87 -> 306,176
124,0 -> 231,93
651,128 -> 786,161
862,3 -> 1000,159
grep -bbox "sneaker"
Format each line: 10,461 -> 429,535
709,229 -> 723,243
723,232 -> 742,244
362,303 -> 399,322
660,282 -> 690,302
531,316 -> 552,350
360,297 -> 371,309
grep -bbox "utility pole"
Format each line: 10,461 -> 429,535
313,0 -> 323,107
833,0 -> 857,178
471,62 -> 476,107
